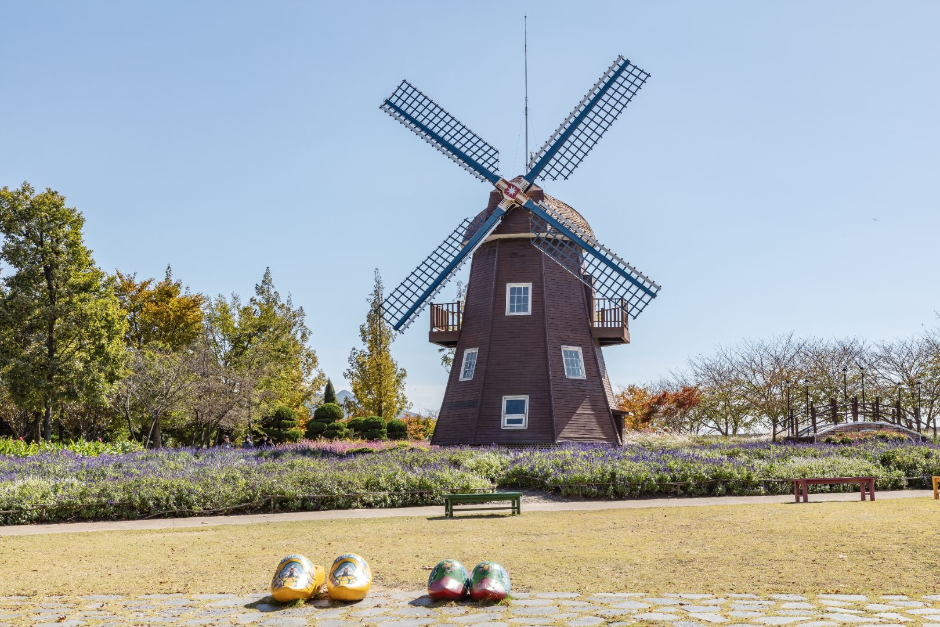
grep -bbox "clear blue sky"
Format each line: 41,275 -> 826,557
2,1 -> 938,411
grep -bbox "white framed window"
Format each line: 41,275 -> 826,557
459,348 -> 479,381
561,346 -> 586,379
506,283 -> 532,315
501,395 -> 529,429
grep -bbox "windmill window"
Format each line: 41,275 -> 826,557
501,395 -> 529,429
561,346 -> 586,379
459,348 -> 479,381
506,283 -> 532,316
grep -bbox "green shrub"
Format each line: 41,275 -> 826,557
387,419 -> 408,440
0,438 -> 143,457
361,416 -> 387,441
347,447 -> 377,456
305,421 -> 327,439
347,417 -> 365,436
323,423 -> 351,440
313,403 -> 344,424
263,406 -> 304,444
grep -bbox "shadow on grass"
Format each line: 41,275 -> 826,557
426,513 -> 520,521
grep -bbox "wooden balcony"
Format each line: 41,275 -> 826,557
429,302 -> 461,348
591,298 -> 630,346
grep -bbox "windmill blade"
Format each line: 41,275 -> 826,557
524,198 -> 660,319
384,207 -> 507,331
381,81 -> 501,185
526,56 -> 649,183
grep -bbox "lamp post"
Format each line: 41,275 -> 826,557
842,365 -> 848,404
785,378 -> 792,435
916,380 -> 923,433
897,382 -> 902,425
858,363 -> 866,409
804,378 -> 810,418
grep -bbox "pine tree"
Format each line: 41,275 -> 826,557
323,379 -> 337,405
344,270 -> 409,419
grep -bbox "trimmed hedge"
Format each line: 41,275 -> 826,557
388,419 -> 408,440
305,421 -> 327,438
362,416 -> 387,441
313,403 -> 344,424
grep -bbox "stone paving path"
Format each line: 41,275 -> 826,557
2,591 -> 940,627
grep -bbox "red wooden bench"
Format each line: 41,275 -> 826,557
792,477 -> 876,503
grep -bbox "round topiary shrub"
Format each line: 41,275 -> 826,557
313,403 -> 344,424
264,406 -> 304,443
323,422 -> 351,440
387,419 -> 408,440
305,420 -> 327,439
361,416 -> 387,441
347,417 -> 365,436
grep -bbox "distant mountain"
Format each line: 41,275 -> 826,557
335,390 -> 354,416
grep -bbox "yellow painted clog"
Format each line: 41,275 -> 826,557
327,553 -> 372,601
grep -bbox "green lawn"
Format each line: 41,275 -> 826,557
1,498 -> 938,596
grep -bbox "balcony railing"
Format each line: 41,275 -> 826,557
591,297 -> 629,345
429,302 -> 461,347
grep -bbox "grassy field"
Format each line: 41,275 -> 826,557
1,498 -> 938,597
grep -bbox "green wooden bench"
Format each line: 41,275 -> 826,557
443,492 -> 522,517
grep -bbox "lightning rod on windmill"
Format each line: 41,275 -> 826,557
524,14 -> 529,168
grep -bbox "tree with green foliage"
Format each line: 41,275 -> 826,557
114,266 -> 205,351
323,379 -> 337,405
183,269 -> 324,446
240,268 -> 325,420
0,183 -> 127,441
111,266 -> 205,447
344,270 -> 409,419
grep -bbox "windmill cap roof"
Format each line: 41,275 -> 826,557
471,178 -> 595,238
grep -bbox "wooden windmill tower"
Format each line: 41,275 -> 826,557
379,56 -> 660,445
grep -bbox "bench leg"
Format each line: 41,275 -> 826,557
794,481 -> 800,503
869,480 -> 875,501
933,477 -> 939,500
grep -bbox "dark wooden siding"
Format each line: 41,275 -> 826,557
542,253 -> 619,443
432,244 -> 497,445
472,238 -> 554,444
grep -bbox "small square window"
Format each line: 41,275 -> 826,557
501,395 -> 528,429
561,346 -> 586,379
506,283 -> 532,316
459,348 -> 479,381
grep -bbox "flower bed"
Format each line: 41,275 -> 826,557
1,438 -> 938,525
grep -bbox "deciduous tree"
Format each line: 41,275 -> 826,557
0,183 -> 126,440
344,270 -> 409,419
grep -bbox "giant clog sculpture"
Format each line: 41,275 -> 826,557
427,559 -> 470,600
469,561 -> 510,602
270,554 -> 325,603
327,553 -> 373,601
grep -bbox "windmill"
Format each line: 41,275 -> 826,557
379,55 -> 660,445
